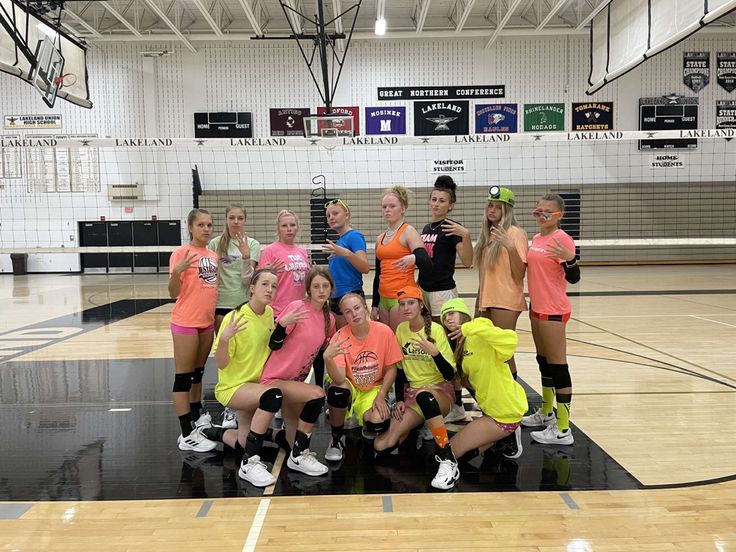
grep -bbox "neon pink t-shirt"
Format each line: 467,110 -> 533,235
526,229 -> 575,315
259,242 -> 310,316
333,321 -> 404,391
260,299 -> 336,384
169,244 -> 219,327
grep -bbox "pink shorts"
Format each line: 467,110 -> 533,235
488,417 -> 520,434
404,381 -> 456,417
170,323 -> 215,335
530,310 -> 571,324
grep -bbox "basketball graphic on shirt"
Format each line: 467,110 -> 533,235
351,350 -> 379,388
198,256 -> 218,285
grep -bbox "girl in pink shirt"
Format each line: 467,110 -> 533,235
522,194 -> 580,447
259,210 -> 311,317
259,267 -> 336,477
168,208 -> 219,453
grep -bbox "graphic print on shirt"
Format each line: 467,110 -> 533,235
199,256 -> 218,285
352,350 -> 379,388
401,339 -> 430,361
422,233 -> 437,257
285,254 -> 309,284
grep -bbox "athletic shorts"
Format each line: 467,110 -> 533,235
330,290 -> 365,315
422,288 -> 459,317
403,381 -> 456,418
479,414 -> 519,434
215,307 -> 233,317
170,323 -> 215,335
378,296 -> 399,310
328,380 -> 384,427
530,309 -> 571,324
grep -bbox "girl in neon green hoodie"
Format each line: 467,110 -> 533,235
429,298 -> 528,490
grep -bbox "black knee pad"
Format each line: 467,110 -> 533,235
415,391 -> 441,420
327,386 -> 351,409
258,388 -> 283,413
549,363 -> 572,389
190,366 -> 205,384
173,372 -> 194,393
299,397 -> 325,424
365,419 -> 390,433
536,355 -> 548,372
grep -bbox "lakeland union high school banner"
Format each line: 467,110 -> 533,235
270,108 -> 310,137
571,102 -> 614,130
365,107 -> 406,135
523,103 -> 565,132
317,106 -> 360,136
474,104 -> 517,133
413,101 -> 469,136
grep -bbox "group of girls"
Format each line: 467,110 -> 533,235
166,177 -> 579,490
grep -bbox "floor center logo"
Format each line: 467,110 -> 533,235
414,101 -> 469,136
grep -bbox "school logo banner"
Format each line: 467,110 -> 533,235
474,104 -> 517,133
365,107 -> 406,135
524,103 -> 565,132
571,102 -> 614,130
716,100 -> 736,141
683,52 -> 710,93
414,101 -> 469,136
317,106 -> 360,136
270,108 -> 310,137
716,52 -> 736,93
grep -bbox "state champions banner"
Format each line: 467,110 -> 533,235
365,106 -> 406,135
475,104 -> 517,133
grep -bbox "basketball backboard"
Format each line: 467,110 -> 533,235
303,115 -> 355,138
30,36 -> 65,107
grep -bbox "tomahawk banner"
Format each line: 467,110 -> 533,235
683,52 -> 710,93
572,102 -> 614,130
413,101 -> 470,136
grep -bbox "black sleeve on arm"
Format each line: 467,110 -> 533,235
268,323 -> 287,350
412,247 -> 433,272
371,254 -> 381,308
432,353 -> 455,381
394,368 -> 407,403
563,260 -> 580,284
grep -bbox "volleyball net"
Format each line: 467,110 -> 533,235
1,130 -> 735,272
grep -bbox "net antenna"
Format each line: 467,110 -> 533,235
271,0 -> 362,114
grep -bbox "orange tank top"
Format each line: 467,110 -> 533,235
376,223 -> 416,299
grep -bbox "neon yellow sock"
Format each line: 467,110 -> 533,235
556,393 -> 572,431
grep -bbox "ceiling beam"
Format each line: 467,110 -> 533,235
189,0 -> 224,36
574,0 -> 611,31
237,0 -> 263,35
283,0 -> 303,35
333,0 -> 344,51
141,0 -> 197,52
485,0 -> 522,48
63,7 -> 105,38
100,1 -> 144,38
536,0 -> 570,31
415,0 -> 431,33
455,0 -> 476,32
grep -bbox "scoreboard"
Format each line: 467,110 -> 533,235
194,112 -> 252,138
639,97 -> 698,150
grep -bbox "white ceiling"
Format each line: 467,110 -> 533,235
55,0 -> 736,50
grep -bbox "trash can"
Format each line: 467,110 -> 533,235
10,253 -> 28,275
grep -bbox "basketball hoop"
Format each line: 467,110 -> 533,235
54,73 -> 77,88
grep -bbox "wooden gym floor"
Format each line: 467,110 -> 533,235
0,264 -> 735,551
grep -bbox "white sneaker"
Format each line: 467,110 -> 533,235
178,427 -> 217,452
194,412 -> 212,429
430,455 -> 460,490
502,426 -> 523,459
521,408 -> 556,428
238,455 -> 277,487
221,408 -> 237,429
324,436 -> 345,462
287,450 -> 328,476
275,409 -> 283,421
530,425 -> 574,446
343,415 -> 360,430
444,404 -> 467,424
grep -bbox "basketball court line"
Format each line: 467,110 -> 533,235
690,315 -> 736,329
242,498 -> 271,552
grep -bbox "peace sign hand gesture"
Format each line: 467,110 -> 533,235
546,237 -> 575,263
173,250 -> 198,276
279,304 -> 310,327
410,335 -> 440,357
219,312 -> 248,342
324,334 -> 351,361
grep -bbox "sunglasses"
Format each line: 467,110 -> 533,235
531,210 -> 562,220
325,198 -> 350,213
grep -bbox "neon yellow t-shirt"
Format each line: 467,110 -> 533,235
395,320 -> 456,388
213,303 -> 274,406
460,317 -> 527,423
